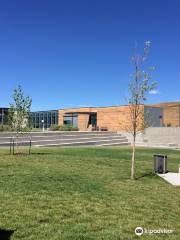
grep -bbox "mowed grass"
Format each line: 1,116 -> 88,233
0,147 -> 180,240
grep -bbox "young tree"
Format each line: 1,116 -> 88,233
128,41 -> 156,180
8,85 -> 32,153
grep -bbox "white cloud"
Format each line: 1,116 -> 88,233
149,89 -> 160,95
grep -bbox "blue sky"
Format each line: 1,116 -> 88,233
0,0 -> 180,111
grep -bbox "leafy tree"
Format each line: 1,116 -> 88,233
8,85 -> 32,154
128,41 -> 156,180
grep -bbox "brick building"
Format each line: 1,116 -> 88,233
58,105 -> 163,131
0,108 -> 9,125
149,102 -> 180,127
2,102 -> 180,131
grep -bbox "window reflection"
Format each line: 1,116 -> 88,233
30,110 -> 58,129
63,113 -> 78,127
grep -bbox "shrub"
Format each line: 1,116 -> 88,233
0,124 -> 12,132
49,124 -> 60,131
31,128 -> 42,132
59,125 -> 79,131
167,123 -> 172,127
71,126 -> 79,131
50,125 -> 79,131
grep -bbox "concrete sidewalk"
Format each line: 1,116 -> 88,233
157,172 -> 180,186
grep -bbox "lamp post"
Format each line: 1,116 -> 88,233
41,119 -> 45,132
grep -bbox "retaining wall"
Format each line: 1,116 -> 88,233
119,127 -> 180,149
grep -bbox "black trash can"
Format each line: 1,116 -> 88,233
154,154 -> 167,174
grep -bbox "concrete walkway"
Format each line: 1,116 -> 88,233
157,172 -> 180,186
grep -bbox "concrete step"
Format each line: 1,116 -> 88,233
31,136 -> 126,145
0,136 -> 126,146
0,131 -> 117,138
0,133 -> 119,140
97,142 -> 130,146
0,132 -> 129,147
37,139 -> 129,147
0,134 -> 121,142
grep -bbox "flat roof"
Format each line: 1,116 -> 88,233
2,101 -> 180,113
59,105 -> 131,111
59,101 -> 180,111
31,110 -> 58,113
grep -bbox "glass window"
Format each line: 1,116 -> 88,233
63,113 -> 78,127
30,110 -> 58,128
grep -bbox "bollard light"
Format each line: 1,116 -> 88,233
41,119 -> 45,132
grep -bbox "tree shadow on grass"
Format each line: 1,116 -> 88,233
0,229 -> 15,240
3,151 -> 56,157
136,172 -> 156,180
30,152 -> 54,155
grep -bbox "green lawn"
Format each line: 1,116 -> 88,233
0,147 -> 180,240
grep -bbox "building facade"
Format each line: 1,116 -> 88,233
58,105 -> 163,131
0,108 -> 9,125
30,110 -> 58,129
1,102 -> 179,130
149,102 -> 180,127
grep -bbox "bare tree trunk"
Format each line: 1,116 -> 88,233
29,134 -> 32,155
131,134 -> 136,180
16,133 -> 19,154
